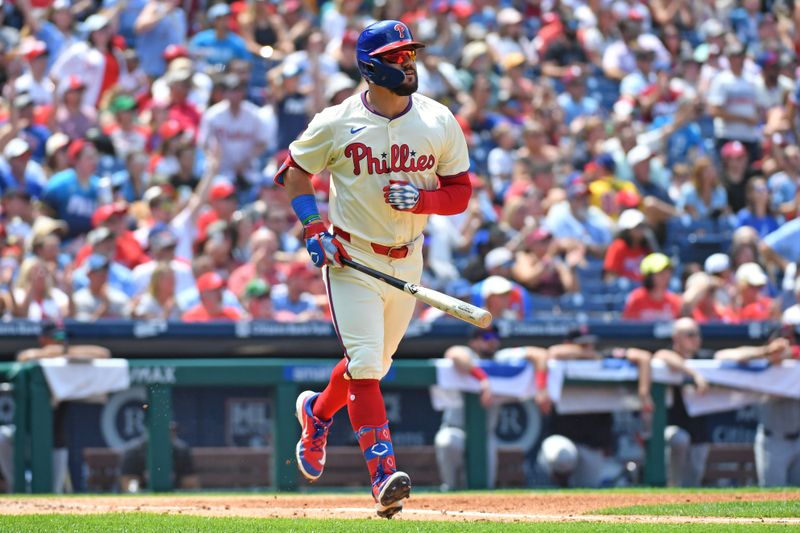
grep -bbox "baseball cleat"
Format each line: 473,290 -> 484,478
373,471 -> 411,518
295,390 -> 332,481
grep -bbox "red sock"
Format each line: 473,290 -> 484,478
312,358 -> 350,421
346,379 -> 387,432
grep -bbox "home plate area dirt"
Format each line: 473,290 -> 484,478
1,491 -> 799,524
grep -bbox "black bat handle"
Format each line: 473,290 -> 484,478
340,257 -> 408,292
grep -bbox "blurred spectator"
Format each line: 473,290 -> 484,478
730,262 -> 778,322
120,421 -> 199,492
73,202 -> 147,270
704,252 -> 735,306
486,8 -> 532,66
197,180 -> 238,238
622,253 -> 681,321
72,226 -> 137,297
41,139 -> 100,240
33,0 -> 77,69
681,271 -> 733,323
11,256 -> 69,320
243,278 -> 274,320
105,95 -> 149,165
621,45 -> 657,98
271,261 -> 324,322
678,156 -> 729,221
196,220 -> 239,278
4,93 -> 51,164
486,122 -> 516,199
188,3 -> 249,70
511,228 -> 577,296
474,274 -> 530,321
545,178 -> 613,259
43,133 -> 71,177
50,14 -> 131,108
198,74 -> 271,182
237,0 -> 294,59
0,138 -> 47,199
602,17 -> 669,81
14,41 -> 54,106
603,209 -> 652,283
133,0 -> 188,79
271,62 -> 311,152
176,255 -> 244,314
541,19 -> 589,79
627,145 -> 677,226
556,68 -> 599,126
541,326 -> 653,487
132,229 -> 195,296
654,317 -> 711,487
73,254 -> 131,321
54,76 -> 97,140
227,227 -> 281,299
719,141 -> 752,213
131,261 -> 180,320
706,40 -> 766,164
181,271 -> 242,322
736,176 -> 781,237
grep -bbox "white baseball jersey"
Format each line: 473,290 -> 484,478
288,91 -> 470,246
198,100 -> 272,177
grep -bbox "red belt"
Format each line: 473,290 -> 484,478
333,226 -> 410,259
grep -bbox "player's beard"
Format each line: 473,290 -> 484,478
390,73 -> 418,96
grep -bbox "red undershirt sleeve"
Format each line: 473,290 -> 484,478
411,171 -> 472,215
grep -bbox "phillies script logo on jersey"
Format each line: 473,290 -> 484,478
344,142 -> 436,175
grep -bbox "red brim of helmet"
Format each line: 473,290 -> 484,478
369,40 -> 426,56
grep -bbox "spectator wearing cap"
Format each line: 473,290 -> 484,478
198,73 -> 271,182
73,254 -> 131,321
704,252 -> 735,307
131,228 -> 195,296
41,139 -> 100,240
622,252 -> 681,320
243,278 -> 274,320
585,154 -> 640,217
133,0 -> 188,78
44,132 -> 71,177
188,3 -> 249,69
72,202 -> 147,270
11,257 -> 68,321
545,177 -> 613,259
485,7 -> 531,67
620,45 -> 656,98
543,327 -> 653,488
54,75 -> 97,140
677,156 -> 730,222
517,120 -> 560,168
730,262 -> 778,322
50,14 -> 131,108
176,254 -> 244,314
131,261 -> 181,320
706,40 -> 767,164
766,145 -> 800,218
627,144 -> 677,226
0,138 -> 47,199
719,140 -> 752,213
5,93 -> 51,164
653,317 -> 712,487
486,123 -> 517,199
197,179 -> 238,237
512,228 -> 578,297
755,50 -> 793,110
3,189 -> 35,246
71,226 -> 137,297
14,41 -> 54,106
227,227 -> 281,300
736,176 -> 781,238
181,271 -> 242,322
270,261 -> 324,322
681,271 -> 734,324
473,274 -> 530,321
603,208 -> 653,283
602,17 -> 670,81
105,95 -> 148,164
324,72 -> 357,107
34,0 -> 78,69
161,62 -> 203,134
556,67 -> 599,126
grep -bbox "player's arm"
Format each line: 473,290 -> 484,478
653,349 -> 708,393
548,343 -> 600,360
445,345 -> 492,407
619,347 -> 653,411
714,338 -> 791,365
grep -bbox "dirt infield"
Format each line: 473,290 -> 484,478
1,490 -> 800,524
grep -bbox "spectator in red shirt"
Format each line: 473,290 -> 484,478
603,208 -> 652,283
622,253 -> 682,321
181,272 -> 242,322
730,262 -> 779,322
681,271 -> 734,324
197,180 -> 238,237
75,202 -> 148,270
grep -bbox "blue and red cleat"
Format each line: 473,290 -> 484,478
295,390 -> 332,481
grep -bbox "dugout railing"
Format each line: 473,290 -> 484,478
3,358 -> 668,493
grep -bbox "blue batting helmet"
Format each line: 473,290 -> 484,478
356,20 -> 425,88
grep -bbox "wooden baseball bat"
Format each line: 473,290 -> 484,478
341,257 -> 493,328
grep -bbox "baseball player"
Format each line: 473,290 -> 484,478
274,20 -> 471,518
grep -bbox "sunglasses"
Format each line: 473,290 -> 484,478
381,49 -> 416,64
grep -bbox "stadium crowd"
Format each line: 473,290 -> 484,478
0,0 -> 798,325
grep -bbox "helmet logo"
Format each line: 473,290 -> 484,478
394,23 -> 406,38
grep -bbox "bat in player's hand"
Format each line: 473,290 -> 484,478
341,257 -> 493,328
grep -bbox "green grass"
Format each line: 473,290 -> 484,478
0,515 -> 795,533
597,500 -> 800,518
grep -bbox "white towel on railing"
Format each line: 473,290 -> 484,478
38,358 -> 130,403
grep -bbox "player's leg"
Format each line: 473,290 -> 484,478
686,443 -> 710,487
664,425 -> 690,487
787,440 -> 800,486
434,426 -> 466,491
754,426 -> 790,487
